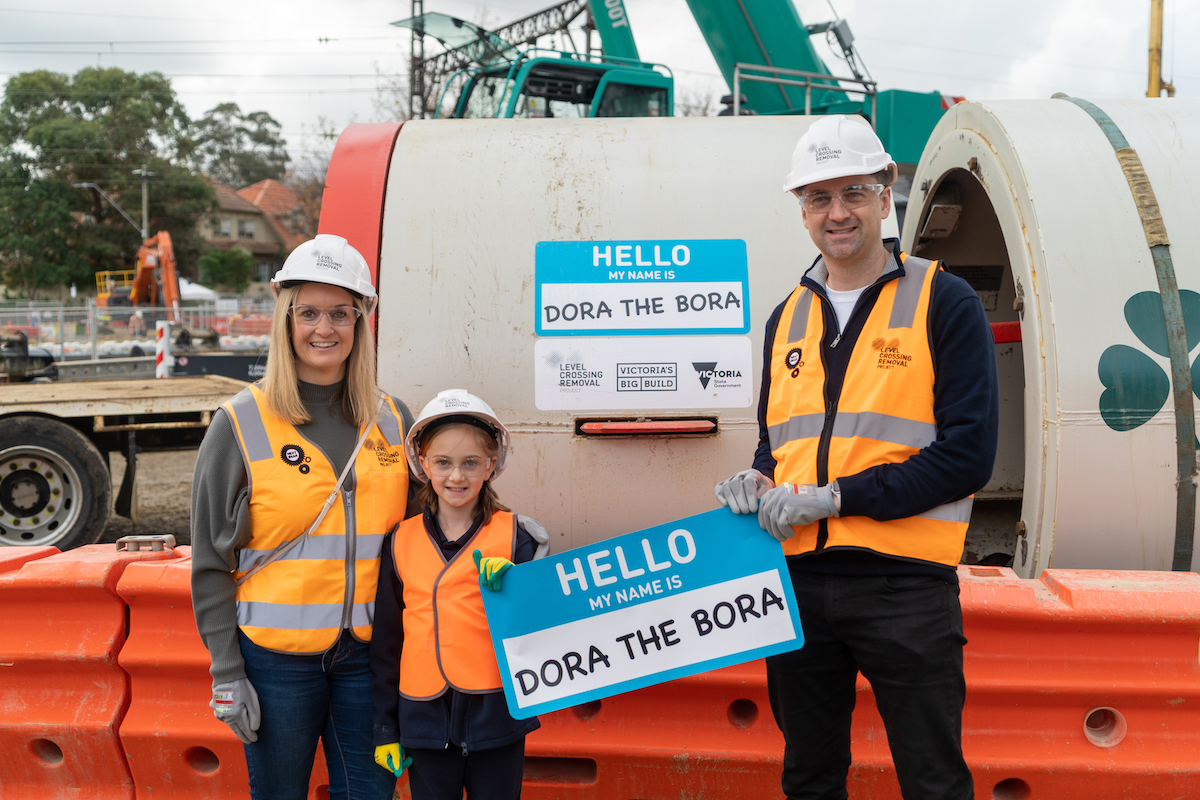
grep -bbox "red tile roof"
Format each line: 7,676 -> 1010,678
237,179 -> 308,252
212,181 -> 261,214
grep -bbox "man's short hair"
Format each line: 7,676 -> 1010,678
873,164 -> 897,188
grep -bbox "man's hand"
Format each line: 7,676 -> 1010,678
211,678 -> 261,744
473,548 -> 514,591
374,742 -> 412,777
714,469 -> 775,514
758,483 -> 839,542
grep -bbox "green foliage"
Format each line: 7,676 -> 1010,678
198,246 -> 256,293
193,102 -> 290,189
0,150 -> 90,299
0,67 -> 216,280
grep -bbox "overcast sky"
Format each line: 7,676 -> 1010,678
0,0 -> 1194,168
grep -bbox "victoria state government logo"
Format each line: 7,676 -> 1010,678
873,337 -> 912,369
280,444 -> 312,474
692,361 -> 743,389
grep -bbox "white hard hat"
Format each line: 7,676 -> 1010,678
272,234 -> 377,315
782,115 -> 895,192
405,389 -> 511,483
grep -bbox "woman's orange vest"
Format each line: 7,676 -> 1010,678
392,511 -> 517,700
765,254 -> 972,567
222,384 -> 410,653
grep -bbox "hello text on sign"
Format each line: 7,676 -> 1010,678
480,509 -> 804,719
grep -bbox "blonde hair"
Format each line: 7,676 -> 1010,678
417,423 -> 510,525
262,284 -> 379,427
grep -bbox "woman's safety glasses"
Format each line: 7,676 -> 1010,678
425,457 -> 495,478
289,305 -> 362,327
796,183 -> 886,214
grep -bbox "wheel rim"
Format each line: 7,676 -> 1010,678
0,445 -> 86,547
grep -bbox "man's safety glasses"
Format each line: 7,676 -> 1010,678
424,456 -> 495,478
289,305 -> 362,327
796,184 -> 886,213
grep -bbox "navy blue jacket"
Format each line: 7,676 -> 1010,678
753,240 -> 999,580
369,509 -> 540,752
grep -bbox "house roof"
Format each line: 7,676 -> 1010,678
212,181 -> 262,214
237,179 -> 307,252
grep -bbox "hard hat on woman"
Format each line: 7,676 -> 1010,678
272,234 -> 378,315
782,114 -> 896,192
405,389 -> 511,482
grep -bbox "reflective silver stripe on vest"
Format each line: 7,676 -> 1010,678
376,399 -> 403,447
917,496 -> 974,524
237,532 -> 388,574
236,600 -> 376,630
770,411 -> 936,451
787,288 -> 812,343
888,256 -> 931,330
227,389 -> 274,463
768,413 -> 825,451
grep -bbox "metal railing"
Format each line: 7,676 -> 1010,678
732,62 -> 877,123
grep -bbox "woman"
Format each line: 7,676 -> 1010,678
191,234 -> 419,800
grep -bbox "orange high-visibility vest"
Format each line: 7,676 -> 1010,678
223,384 -> 409,653
766,254 -> 972,566
393,511 -> 517,700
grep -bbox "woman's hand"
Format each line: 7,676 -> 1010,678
211,678 -> 261,743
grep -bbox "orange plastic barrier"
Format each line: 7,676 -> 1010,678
0,544 -> 179,800
115,549 -> 331,799
228,314 -> 271,336
0,545 -> 58,574
522,566 -> 1200,799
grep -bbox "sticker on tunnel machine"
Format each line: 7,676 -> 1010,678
535,239 -> 750,336
480,508 -> 804,719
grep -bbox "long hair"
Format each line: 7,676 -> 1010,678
261,284 -> 379,428
417,423 -> 511,525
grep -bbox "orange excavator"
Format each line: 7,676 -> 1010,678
95,231 -> 181,323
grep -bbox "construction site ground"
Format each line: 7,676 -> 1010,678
101,449 -> 196,546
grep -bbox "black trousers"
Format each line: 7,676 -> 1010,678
766,568 -> 974,800
406,738 -> 525,800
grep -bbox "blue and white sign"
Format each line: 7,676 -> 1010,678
535,239 -> 750,336
480,509 -> 803,719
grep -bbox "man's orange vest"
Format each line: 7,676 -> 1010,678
392,511 -> 518,700
765,254 -> 972,567
223,384 -> 409,653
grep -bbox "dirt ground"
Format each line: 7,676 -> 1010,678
100,448 -> 198,546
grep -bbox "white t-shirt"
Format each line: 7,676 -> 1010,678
825,285 -> 866,333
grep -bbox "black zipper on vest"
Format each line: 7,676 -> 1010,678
814,292 -> 838,552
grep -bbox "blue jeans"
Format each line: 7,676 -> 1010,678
239,629 -> 397,800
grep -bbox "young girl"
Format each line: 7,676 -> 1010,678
369,389 -> 549,800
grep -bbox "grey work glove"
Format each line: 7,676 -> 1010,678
757,482 -> 839,542
516,514 -> 551,560
211,678 -> 261,744
714,469 -> 775,514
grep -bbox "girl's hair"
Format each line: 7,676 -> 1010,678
417,422 -> 510,525
262,283 -> 379,428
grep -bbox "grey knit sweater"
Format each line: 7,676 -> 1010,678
190,380 -> 418,685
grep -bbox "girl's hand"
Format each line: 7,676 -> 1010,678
374,742 -> 412,777
473,548 -> 514,591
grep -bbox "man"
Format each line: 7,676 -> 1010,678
715,115 -> 997,799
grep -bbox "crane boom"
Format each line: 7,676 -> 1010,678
587,0 -> 640,61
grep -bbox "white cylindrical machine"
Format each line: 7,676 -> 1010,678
901,98 -> 1200,576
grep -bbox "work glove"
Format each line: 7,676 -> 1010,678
473,548 -> 514,591
758,482 -> 839,542
211,678 -> 261,744
714,469 -> 775,514
374,742 -> 412,777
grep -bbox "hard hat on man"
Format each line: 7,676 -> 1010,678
782,114 -> 896,192
272,234 -> 377,315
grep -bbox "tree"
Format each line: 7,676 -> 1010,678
198,247 -> 255,293
193,102 -> 290,189
283,115 -> 339,241
0,150 -> 89,299
0,67 -> 215,280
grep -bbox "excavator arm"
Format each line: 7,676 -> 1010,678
128,231 -> 181,323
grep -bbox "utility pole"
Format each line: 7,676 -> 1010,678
132,164 -> 155,239
1148,0 -> 1176,98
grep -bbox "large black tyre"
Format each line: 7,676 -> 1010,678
0,416 -> 111,549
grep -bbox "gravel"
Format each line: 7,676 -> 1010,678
101,449 -> 198,546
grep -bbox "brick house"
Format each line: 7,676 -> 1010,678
203,182 -> 286,283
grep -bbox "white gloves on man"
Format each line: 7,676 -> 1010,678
714,469 -> 776,514
211,677 -> 261,743
757,482 -> 840,542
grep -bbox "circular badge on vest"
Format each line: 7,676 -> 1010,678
786,347 -> 802,368
298,463 -> 310,474
280,444 -> 305,466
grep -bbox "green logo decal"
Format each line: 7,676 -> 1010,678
1098,291 -> 1200,432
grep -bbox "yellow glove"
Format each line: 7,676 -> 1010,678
373,742 -> 412,777
473,548 -> 514,591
